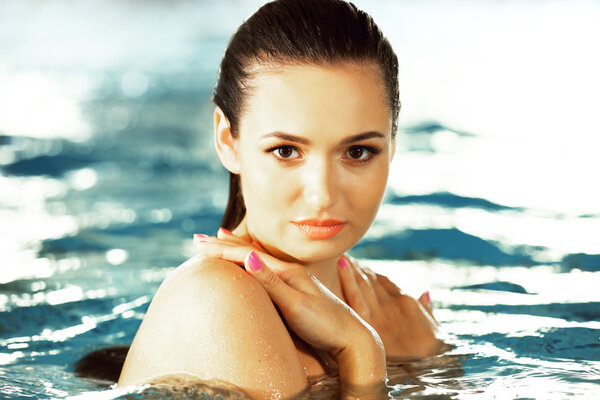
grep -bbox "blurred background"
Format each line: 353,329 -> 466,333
1,0 -> 599,398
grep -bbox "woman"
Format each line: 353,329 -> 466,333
117,0 -> 444,398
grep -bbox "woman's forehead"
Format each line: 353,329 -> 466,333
239,63 -> 391,139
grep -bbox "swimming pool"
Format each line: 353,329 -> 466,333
1,0 -> 599,398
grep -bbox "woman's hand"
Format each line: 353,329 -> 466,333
338,255 -> 444,361
193,230 -> 387,389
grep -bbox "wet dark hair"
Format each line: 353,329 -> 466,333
213,0 -> 400,230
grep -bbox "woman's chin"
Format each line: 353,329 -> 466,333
255,226 -> 361,263
279,241 -> 353,264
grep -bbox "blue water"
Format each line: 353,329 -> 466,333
1,0 -> 600,399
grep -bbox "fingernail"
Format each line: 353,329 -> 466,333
194,233 -> 208,240
248,251 -> 262,272
338,256 -> 348,269
425,291 -> 431,304
219,227 -> 233,235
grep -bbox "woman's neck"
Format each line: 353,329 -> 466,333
305,258 -> 345,301
263,241 -> 346,301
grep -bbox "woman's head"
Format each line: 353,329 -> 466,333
212,0 -> 399,261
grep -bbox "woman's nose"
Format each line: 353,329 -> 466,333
302,159 -> 338,210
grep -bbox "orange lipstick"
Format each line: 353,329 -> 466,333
292,219 -> 346,240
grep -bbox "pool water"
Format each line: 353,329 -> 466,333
1,0 -> 599,399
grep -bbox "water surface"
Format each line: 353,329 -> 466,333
1,0 -> 599,398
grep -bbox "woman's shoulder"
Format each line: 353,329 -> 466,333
119,255 -> 308,395
170,254 -> 247,281
164,254 -> 250,289
149,255 -> 265,316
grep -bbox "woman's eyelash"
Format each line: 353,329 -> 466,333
265,145 -> 301,160
264,144 -> 383,163
361,145 -> 382,154
344,145 -> 382,162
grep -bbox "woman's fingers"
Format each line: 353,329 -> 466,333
418,291 -> 431,310
418,291 -> 438,323
194,233 -> 254,264
251,239 -> 266,251
338,256 -> 368,316
194,236 -> 247,265
244,251 -> 299,309
195,230 -> 265,252
349,261 -> 380,312
365,269 -> 395,307
376,273 -> 402,297
196,237 -> 316,293
217,227 -> 249,244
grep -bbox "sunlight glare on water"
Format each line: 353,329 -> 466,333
371,0 -> 600,216
0,71 -> 92,141
0,0 -> 599,399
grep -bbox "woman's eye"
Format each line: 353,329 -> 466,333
345,146 -> 372,161
273,146 -> 300,160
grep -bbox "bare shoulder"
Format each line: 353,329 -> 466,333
118,255 -> 308,398
158,255 -> 261,304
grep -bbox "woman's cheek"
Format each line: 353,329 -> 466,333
243,157 -> 294,231
352,165 -> 388,220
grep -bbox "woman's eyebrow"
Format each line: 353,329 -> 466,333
260,132 -> 311,144
340,131 -> 385,145
260,131 -> 385,145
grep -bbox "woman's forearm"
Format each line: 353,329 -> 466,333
334,325 -> 388,399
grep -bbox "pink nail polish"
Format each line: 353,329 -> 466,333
219,227 -> 233,235
194,233 -> 208,239
425,291 -> 431,304
338,257 -> 348,269
248,251 -> 262,272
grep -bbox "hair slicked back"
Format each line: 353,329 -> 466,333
213,0 -> 400,230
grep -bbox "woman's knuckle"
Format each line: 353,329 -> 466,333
355,273 -> 369,287
260,271 -> 279,290
401,295 -> 421,312
363,267 -> 377,279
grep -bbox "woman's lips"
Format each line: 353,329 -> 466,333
291,219 -> 347,239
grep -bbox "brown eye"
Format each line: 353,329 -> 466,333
348,147 -> 365,159
343,145 -> 381,163
273,146 -> 300,159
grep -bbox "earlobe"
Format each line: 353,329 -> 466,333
213,106 -> 241,174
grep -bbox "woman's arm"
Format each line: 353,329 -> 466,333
338,255 -> 445,361
194,238 -> 389,397
118,255 -> 309,399
334,325 -> 389,399
245,253 -> 387,386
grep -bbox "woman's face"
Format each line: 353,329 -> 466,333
235,63 -> 393,263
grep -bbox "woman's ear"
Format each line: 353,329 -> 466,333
213,106 -> 240,174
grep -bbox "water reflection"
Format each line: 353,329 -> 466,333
0,71 -> 91,141
1,0 -> 599,398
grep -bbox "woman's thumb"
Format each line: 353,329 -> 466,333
244,251 -> 291,302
